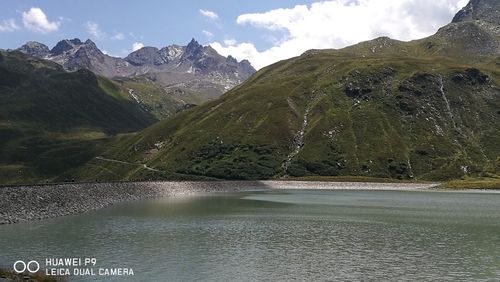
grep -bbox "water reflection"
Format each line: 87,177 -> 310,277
0,189 -> 499,281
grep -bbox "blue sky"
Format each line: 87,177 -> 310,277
0,0 -> 316,55
0,0 -> 468,69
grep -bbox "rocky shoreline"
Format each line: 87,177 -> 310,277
0,181 -> 438,225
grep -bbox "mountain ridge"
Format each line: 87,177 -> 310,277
17,38 -> 256,104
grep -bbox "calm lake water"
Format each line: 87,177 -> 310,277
1,189 -> 499,281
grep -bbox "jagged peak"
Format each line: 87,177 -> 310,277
186,38 -> 202,52
50,38 -> 102,56
239,59 -> 255,72
50,38 -> 82,55
69,38 -> 83,45
84,39 -> 96,45
187,38 -> 200,46
226,55 -> 238,64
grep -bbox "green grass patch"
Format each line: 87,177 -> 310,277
439,177 -> 500,190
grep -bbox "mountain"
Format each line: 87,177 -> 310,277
0,50 -> 157,184
452,0 -> 500,25
124,39 -> 255,103
18,41 -> 50,58
17,38 -> 256,104
48,38 -> 131,78
64,0 -> 499,182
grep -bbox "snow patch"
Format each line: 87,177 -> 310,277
128,88 -> 141,104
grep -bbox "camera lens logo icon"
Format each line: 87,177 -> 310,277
13,260 -> 40,273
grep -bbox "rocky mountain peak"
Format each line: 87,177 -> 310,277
125,46 -> 165,66
186,38 -> 201,50
452,0 -> 500,25
184,38 -> 203,59
202,45 -> 219,57
18,41 -> 50,58
84,39 -> 96,47
69,38 -> 83,45
50,38 -> 83,55
160,45 -> 184,61
50,38 -> 102,57
239,59 -> 255,74
15,37 -> 256,101
226,55 -> 238,64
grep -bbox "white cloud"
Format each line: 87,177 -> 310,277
22,7 -> 60,33
85,21 -> 106,40
202,30 -> 213,39
0,19 -> 20,32
58,16 -> 71,22
199,9 -> 219,20
111,32 -> 125,40
211,0 -> 468,70
102,49 -> 120,57
223,39 -> 237,46
132,42 -> 144,51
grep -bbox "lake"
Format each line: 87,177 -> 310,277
1,189 -> 499,281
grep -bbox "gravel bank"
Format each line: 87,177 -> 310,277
260,181 -> 438,190
0,181 -> 438,224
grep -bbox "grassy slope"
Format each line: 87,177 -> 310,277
113,77 -> 193,120
65,20 -> 500,183
68,57 -> 499,183
439,177 -> 500,190
0,51 -> 157,184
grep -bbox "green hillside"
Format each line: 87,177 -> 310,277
64,15 -> 500,183
0,51 -> 157,184
113,76 -> 195,120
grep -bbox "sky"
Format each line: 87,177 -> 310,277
0,0 -> 469,69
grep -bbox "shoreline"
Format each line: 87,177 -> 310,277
0,180 -> 448,225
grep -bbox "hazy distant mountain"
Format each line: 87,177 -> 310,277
17,38 -> 256,104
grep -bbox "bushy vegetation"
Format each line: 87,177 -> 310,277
287,142 -> 344,177
180,143 -> 282,180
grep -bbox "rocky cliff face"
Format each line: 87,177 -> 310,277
450,0 -> 500,47
17,38 -> 256,103
43,38 -> 131,78
122,39 -> 255,102
120,39 -> 255,103
452,0 -> 500,25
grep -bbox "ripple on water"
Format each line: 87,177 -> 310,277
0,189 -> 499,281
